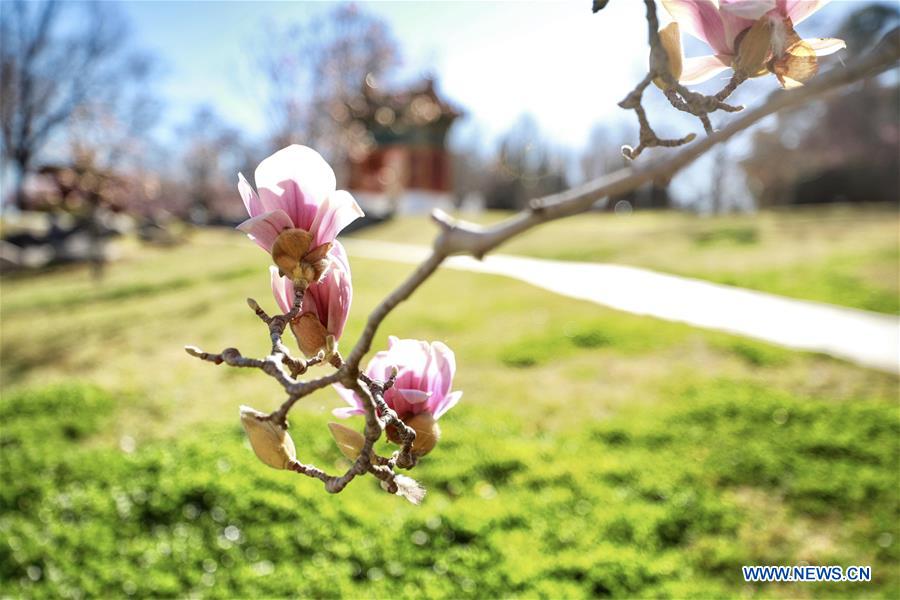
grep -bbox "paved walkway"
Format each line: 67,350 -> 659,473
344,239 -> 900,375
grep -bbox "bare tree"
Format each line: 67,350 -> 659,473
742,2 -> 900,207
0,0 -> 154,208
580,123 -> 630,182
176,106 -> 255,224
484,115 -> 569,210
257,3 -> 401,180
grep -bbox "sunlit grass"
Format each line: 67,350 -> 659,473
349,205 -> 900,313
1,219 -> 898,597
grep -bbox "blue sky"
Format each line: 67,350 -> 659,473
119,0 -> 857,205
122,1 -> 651,150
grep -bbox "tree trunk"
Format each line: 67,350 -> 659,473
11,153 -> 31,211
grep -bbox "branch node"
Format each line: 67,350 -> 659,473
430,208 -> 455,231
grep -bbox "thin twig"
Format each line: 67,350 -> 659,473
360,372 -> 418,469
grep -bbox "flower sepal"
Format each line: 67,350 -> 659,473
386,412 -> 441,457
272,228 -> 333,285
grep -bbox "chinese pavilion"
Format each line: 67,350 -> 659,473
345,77 -> 462,215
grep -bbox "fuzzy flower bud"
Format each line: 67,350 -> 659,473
239,406 -> 296,470
381,475 -> 426,505
327,422 -> 369,461
386,412 -> 442,457
733,16 -> 774,78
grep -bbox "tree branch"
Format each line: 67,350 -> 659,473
186,18 -> 900,498
342,26 -> 900,373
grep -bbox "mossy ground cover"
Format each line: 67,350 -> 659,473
1,221 -> 898,598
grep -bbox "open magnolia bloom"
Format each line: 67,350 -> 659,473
662,0 -> 846,87
270,241 -> 352,357
333,337 -> 462,457
236,145 -> 364,285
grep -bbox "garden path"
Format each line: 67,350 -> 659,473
345,239 -> 900,374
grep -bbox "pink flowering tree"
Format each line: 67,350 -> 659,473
187,0 -> 899,503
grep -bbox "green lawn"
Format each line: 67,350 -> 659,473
350,205 -> 900,314
1,222 -> 898,598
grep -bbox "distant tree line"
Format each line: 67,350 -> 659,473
1,0 -> 896,239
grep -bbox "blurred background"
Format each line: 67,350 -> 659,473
1,1 -> 898,597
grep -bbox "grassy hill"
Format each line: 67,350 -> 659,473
1,208 -> 897,597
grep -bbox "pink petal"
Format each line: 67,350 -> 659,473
236,209 -> 293,252
805,37 -> 845,56
309,190 -> 365,247
719,0 -> 771,47
329,240 -> 352,278
331,383 -> 366,418
332,406 -> 365,418
662,0 -> 730,55
680,54 -> 733,84
781,0 -> 831,25
254,145 -> 337,230
300,284 -> 322,324
428,341 -> 456,401
432,391 -> 462,421
720,0 -> 775,19
269,266 -> 294,314
384,387 -> 413,418
397,388 -> 432,405
325,263 -> 352,340
238,172 -> 264,217
365,348 -> 398,382
384,338 -> 430,389
303,253 -> 352,340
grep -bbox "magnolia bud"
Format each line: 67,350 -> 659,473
734,17 -> 774,78
652,22 -> 683,90
386,412 -> 441,457
239,406 -> 296,470
290,313 -> 329,358
328,422 -> 370,461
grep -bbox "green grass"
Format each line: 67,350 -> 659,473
1,224 -> 898,597
349,205 -> 900,313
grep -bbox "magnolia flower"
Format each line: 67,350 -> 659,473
237,144 -> 364,284
239,405 -> 296,470
270,241 -> 352,357
662,0 -> 846,87
333,336 -> 462,457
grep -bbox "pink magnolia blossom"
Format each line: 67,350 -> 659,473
662,0 -> 846,86
270,240 -> 353,356
333,336 -> 462,422
236,144 -> 364,252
